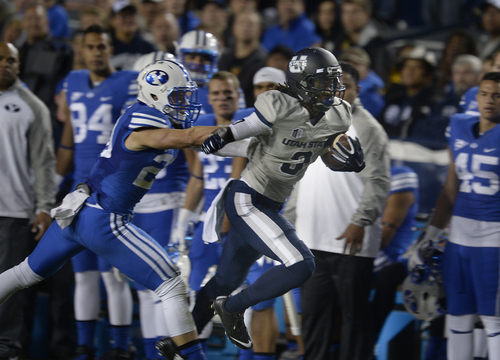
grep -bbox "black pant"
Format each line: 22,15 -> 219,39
0,217 -> 33,357
301,250 -> 374,360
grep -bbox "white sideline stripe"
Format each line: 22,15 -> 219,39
234,192 -> 303,267
111,214 -> 174,280
388,140 -> 450,166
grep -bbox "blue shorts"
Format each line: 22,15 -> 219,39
443,241 -> 500,316
27,194 -> 179,291
71,250 -> 114,273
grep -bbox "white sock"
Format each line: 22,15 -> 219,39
0,258 -> 43,304
74,271 -> 100,321
101,271 -> 133,326
480,315 -> 500,360
447,314 -> 475,360
154,276 -> 195,337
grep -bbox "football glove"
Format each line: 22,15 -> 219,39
201,127 -> 234,154
331,136 -> 365,172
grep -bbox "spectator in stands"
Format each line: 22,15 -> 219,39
340,46 -> 385,117
378,46 -> 445,147
224,0 -> 258,47
314,0 -> 338,53
219,9 -> 267,107
265,44 -> 294,73
165,0 -> 200,34
261,0 -> 321,53
2,18 -> 23,46
18,3 -> 73,145
79,8 -> 106,30
337,0 -> 391,82
437,30 -> 477,92
108,0 -> 155,70
478,0 -> 500,60
150,12 -> 180,54
438,54 -> 482,118
45,0 -> 71,39
138,0 -> 166,30
197,0 -> 229,49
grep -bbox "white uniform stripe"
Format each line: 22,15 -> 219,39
132,112 -> 166,121
124,221 -> 178,274
130,118 -> 168,128
234,192 -> 304,266
110,214 -> 173,279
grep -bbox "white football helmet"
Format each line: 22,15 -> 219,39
402,265 -> 446,321
133,51 -> 177,72
137,60 -> 201,128
407,238 -> 445,273
177,30 -> 219,85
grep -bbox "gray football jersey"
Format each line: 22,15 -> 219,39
241,90 -> 351,202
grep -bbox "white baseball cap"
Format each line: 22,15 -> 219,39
253,67 -> 286,85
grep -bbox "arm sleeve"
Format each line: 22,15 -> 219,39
213,138 -> 251,157
351,114 -> 391,227
28,101 -> 56,214
229,112 -> 272,140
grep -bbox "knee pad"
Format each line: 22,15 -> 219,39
154,276 -> 196,337
480,315 -> 500,337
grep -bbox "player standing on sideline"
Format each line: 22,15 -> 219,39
422,71 -> 500,360
56,25 -> 137,360
190,47 -> 365,350
0,59 -> 220,360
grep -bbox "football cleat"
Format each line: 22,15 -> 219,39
156,337 -> 187,360
212,296 -> 253,350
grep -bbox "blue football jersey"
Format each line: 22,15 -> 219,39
147,150 -> 189,195
459,86 -> 479,116
381,166 -> 419,262
196,108 -> 254,211
87,102 -> 179,215
448,114 -> 500,221
64,70 -> 138,183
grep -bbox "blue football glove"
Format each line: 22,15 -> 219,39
331,136 -> 365,172
201,134 -> 225,154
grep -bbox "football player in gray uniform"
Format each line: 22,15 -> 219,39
191,47 -> 365,350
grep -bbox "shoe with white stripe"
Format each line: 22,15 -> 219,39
212,296 -> 253,350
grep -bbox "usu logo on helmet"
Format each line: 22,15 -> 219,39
146,70 -> 169,86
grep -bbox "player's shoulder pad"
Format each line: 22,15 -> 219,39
128,102 -> 169,129
324,100 -> 352,132
254,90 -> 298,126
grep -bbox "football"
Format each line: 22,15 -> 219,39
331,133 -> 351,152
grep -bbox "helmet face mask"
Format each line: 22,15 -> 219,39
137,60 -> 202,128
286,47 -> 345,112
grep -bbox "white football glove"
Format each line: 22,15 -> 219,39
171,208 -> 198,252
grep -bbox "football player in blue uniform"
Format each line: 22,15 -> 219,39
423,71 -> 500,360
177,30 -> 246,114
56,25 -> 138,360
0,59 -> 219,360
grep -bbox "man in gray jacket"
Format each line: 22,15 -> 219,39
285,61 -> 390,360
0,42 -> 55,359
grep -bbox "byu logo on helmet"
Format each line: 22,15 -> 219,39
146,70 -> 169,86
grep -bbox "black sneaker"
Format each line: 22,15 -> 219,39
156,337 -> 187,360
72,345 -> 97,360
212,296 -> 252,350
